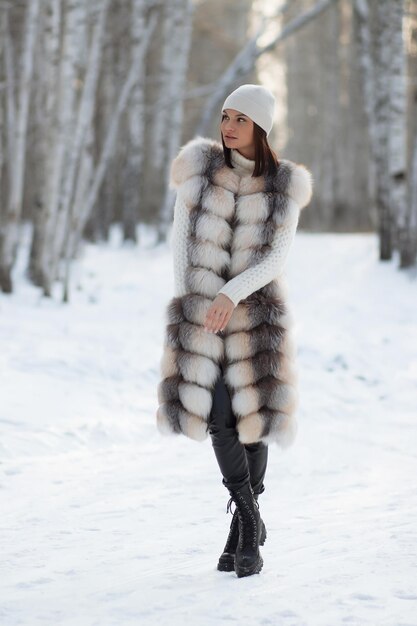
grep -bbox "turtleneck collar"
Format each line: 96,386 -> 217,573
230,148 -> 255,176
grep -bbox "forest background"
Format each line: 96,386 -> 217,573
0,0 -> 416,302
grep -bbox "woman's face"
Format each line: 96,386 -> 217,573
221,108 -> 254,152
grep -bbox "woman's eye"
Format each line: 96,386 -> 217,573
221,115 -> 245,121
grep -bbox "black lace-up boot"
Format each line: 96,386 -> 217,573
217,492 -> 266,572
225,482 -> 264,577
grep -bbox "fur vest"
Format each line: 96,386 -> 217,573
156,136 -> 313,447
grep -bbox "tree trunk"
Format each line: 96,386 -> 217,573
402,125 -> 417,266
29,0 -> 62,287
157,0 -> 194,241
50,0 -> 110,286
121,0 -> 148,243
61,9 -> 157,302
374,0 -> 395,260
387,0 -> 410,266
37,0 -> 84,296
0,0 -> 40,293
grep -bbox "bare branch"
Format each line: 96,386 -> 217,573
196,0 -> 339,136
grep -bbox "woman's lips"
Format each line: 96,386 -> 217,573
225,135 -> 237,139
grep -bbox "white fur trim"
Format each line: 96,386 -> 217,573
287,163 -> 313,210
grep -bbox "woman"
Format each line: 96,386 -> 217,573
157,84 -> 313,578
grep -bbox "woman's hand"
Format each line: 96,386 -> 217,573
204,293 -> 235,333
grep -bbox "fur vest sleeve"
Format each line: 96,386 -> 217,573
157,136 -> 313,448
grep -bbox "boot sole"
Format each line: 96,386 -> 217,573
217,554 -> 235,572
217,521 -> 266,572
235,554 -> 264,578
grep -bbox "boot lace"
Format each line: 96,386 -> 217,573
226,496 -> 235,515
234,489 -> 260,550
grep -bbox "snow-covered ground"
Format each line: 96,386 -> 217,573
1,224 -> 416,626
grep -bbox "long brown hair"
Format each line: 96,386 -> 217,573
222,122 -> 280,178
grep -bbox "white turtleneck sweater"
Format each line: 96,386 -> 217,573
170,148 -> 299,307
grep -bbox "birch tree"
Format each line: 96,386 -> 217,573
34,0 -> 84,296
389,0 -> 413,267
122,0 -> 150,243
0,11 -> 6,215
0,0 -> 40,293
157,0 -> 194,239
408,130 -> 417,266
354,0 -> 400,246
374,0 -> 396,260
86,1 -> 121,243
61,8 -> 158,302
49,0 -> 110,290
151,0 -> 187,172
28,0 -> 62,286
355,0 -> 412,264
1,6 -> 17,229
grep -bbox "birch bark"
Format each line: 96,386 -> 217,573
48,0 -> 110,288
0,0 -> 40,293
387,0 -> 410,266
61,10 -> 157,301
38,0 -> 84,296
158,0 -> 194,239
408,130 -> 417,266
29,0 -> 62,285
122,0 -> 148,243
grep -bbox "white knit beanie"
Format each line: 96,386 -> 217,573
222,84 -> 276,137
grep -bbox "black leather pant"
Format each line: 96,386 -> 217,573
208,365 -> 268,495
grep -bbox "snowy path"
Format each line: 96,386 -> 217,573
1,226 -> 416,626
